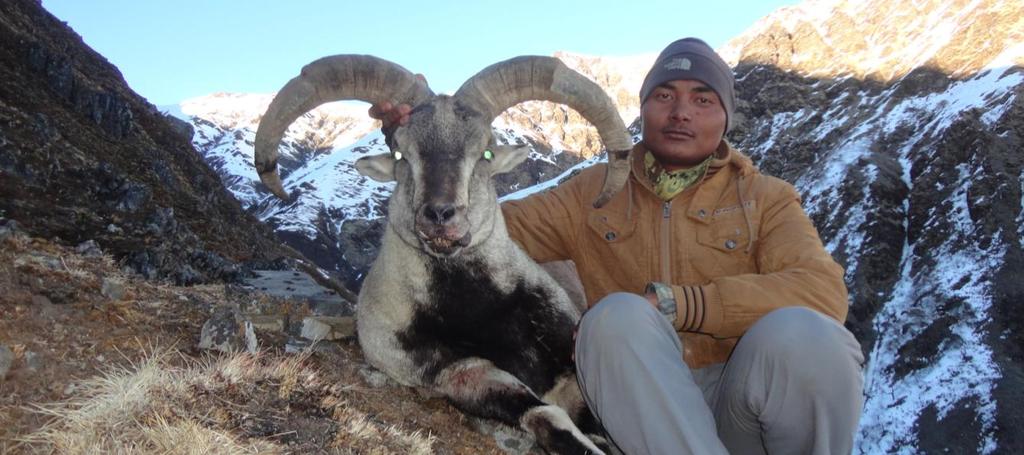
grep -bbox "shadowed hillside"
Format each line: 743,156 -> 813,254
0,0 -> 295,284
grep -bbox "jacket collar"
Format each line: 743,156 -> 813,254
630,140 -> 757,225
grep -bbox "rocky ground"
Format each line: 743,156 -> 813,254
0,221 -> 517,454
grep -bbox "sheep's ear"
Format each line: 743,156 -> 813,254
488,145 -> 530,176
355,153 -> 396,182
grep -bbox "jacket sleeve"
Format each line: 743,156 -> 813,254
667,180 -> 848,338
499,174 -> 586,264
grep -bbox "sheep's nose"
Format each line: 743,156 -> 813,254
422,202 -> 457,225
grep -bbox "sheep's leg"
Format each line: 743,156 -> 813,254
435,357 -> 606,455
542,373 -> 615,452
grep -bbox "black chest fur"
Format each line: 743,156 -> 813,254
397,258 -> 576,393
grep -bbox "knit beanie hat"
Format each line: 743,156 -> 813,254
639,38 -> 736,133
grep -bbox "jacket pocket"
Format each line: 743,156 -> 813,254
583,198 -> 649,286
586,211 -> 637,244
693,205 -> 758,279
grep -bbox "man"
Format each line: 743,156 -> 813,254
372,38 -> 864,455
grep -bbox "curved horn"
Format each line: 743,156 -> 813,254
454,56 -> 632,208
255,55 -> 434,199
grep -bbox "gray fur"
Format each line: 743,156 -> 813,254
355,97 -> 600,453
258,56 -> 631,455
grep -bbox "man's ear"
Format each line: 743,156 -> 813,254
355,153 -> 396,182
489,145 -> 530,176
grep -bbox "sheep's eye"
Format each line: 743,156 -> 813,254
482,149 -> 493,161
393,151 -> 403,161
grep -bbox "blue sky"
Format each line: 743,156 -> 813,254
42,0 -> 795,105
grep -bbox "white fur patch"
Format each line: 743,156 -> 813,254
436,358 -> 534,402
540,374 -> 584,416
522,405 -> 605,455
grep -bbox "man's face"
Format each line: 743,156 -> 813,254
641,79 -> 726,171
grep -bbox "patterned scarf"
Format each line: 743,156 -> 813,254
644,151 -> 714,201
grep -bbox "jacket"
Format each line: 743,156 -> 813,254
501,142 -> 848,368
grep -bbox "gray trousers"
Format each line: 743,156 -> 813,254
575,293 -> 864,455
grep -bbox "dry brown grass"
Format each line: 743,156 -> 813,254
1,229 -> 496,454
16,349 -> 435,454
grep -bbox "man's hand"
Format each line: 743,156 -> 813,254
367,102 -> 412,129
643,292 -> 660,310
366,74 -> 426,129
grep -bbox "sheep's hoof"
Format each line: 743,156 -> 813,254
521,405 -> 606,455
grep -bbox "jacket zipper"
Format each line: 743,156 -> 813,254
660,200 -> 672,283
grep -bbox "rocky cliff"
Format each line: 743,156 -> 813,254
0,0 -> 295,284
722,0 -> 1022,452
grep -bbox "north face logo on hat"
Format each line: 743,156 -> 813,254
664,57 -> 692,71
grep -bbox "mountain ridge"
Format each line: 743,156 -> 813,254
0,0 -> 297,285
720,0 -> 1024,82
722,1 -> 1022,451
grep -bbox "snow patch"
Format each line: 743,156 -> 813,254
825,163 -> 877,281
258,131 -> 393,238
796,135 -> 871,208
499,156 -> 601,202
856,164 -> 1002,455
1018,174 -> 1024,250
158,103 -> 187,121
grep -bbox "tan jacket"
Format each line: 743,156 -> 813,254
502,142 -> 848,368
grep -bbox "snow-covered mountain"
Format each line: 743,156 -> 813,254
722,0 -> 1022,453
165,54 -> 648,288
166,93 -> 379,208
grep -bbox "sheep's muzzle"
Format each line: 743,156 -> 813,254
415,203 -> 472,256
